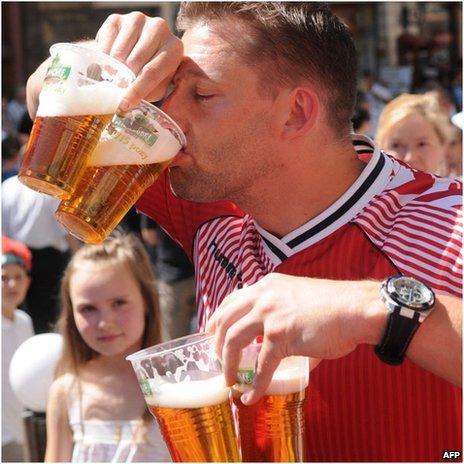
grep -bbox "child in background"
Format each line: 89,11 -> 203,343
2,236 -> 34,462
376,92 -> 453,176
45,235 -> 170,462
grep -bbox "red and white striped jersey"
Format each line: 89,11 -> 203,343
137,135 -> 462,462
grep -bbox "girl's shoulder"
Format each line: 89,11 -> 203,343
49,372 -> 78,399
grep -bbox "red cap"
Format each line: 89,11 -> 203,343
2,236 -> 32,271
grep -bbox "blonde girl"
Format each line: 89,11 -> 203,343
376,92 -> 453,175
45,234 -> 170,462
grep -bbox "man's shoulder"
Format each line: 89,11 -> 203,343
375,162 -> 461,215
359,166 -> 462,237
195,213 -> 249,244
356,165 -> 462,296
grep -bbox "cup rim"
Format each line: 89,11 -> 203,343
49,42 -> 136,80
126,332 -> 214,362
138,100 -> 187,148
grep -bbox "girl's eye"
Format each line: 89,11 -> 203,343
79,305 -> 95,314
113,299 -> 127,308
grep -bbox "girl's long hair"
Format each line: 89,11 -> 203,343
56,233 -> 161,374
55,234 -> 162,442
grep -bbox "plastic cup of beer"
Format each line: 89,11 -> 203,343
55,101 -> 185,244
233,343 -> 309,462
19,42 -> 135,199
127,333 -> 240,462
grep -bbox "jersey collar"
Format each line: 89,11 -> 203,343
254,135 -> 394,265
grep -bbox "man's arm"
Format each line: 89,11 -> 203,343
26,13 -> 183,118
207,274 -> 461,405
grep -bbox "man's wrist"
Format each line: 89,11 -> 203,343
356,280 -> 387,346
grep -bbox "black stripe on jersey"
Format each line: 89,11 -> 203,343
357,150 -> 374,155
262,236 -> 288,261
352,140 -> 373,148
286,153 -> 386,248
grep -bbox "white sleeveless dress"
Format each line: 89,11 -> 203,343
67,387 -> 171,463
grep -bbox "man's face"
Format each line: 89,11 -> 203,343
161,24 -> 283,204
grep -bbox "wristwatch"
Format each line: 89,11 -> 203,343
375,275 -> 435,365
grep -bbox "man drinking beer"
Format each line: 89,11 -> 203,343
27,3 -> 461,461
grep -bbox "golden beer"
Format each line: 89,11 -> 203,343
55,162 -> 169,243
20,114 -> 112,198
233,389 -> 306,462
234,354 -> 309,462
127,335 -> 235,463
19,42 -> 135,199
55,100 -> 185,243
149,401 -> 240,462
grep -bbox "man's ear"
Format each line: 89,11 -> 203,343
281,87 -> 319,140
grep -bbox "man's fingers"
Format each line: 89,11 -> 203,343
241,339 -> 282,405
94,14 -> 183,111
125,18 -> 176,75
109,12 -> 146,63
95,14 -> 121,54
118,41 -> 183,111
145,75 -> 176,103
214,299 -> 254,362
221,316 -> 262,386
207,287 -> 256,359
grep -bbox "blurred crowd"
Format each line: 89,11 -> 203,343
2,66 -> 463,461
352,69 -> 463,178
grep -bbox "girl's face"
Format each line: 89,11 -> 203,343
383,113 -> 446,174
70,261 -> 146,358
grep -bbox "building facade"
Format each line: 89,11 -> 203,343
2,2 -> 462,100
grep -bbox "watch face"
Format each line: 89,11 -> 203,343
388,276 -> 435,310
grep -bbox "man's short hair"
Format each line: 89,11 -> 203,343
177,2 -> 358,133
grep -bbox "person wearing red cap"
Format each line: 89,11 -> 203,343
2,236 -> 34,462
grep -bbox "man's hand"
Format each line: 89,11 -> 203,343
27,12 -> 183,119
95,12 -> 183,111
206,274 -> 384,405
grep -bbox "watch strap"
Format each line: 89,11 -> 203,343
375,305 -> 421,365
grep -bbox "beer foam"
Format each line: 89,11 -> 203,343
89,122 -> 181,166
37,80 -> 125,117
236,356 -> 309,396
265,365 -> 309,395
146,374 -> 230,409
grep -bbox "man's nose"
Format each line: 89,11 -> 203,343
161,92 -> 189,136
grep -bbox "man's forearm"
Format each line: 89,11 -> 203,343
407,293 -> 462,386
360,285 -> 462,386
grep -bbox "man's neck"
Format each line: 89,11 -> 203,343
235,134 -> 365,238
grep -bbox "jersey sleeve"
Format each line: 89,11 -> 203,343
355,167 -> 462,297
136,171 -> 243,260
